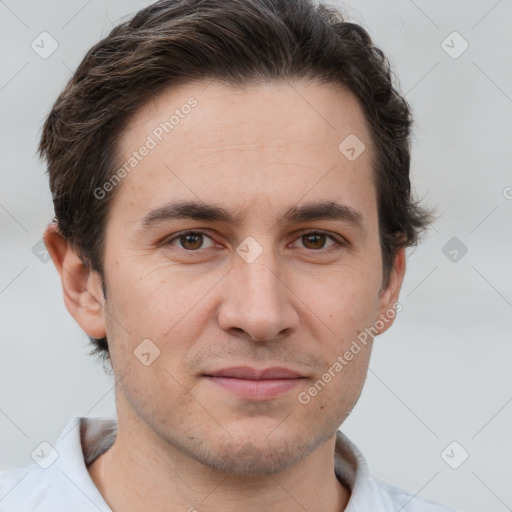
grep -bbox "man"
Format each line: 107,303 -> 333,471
0,0 -> 457,510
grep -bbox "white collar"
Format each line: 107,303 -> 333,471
0,416 -> 454,511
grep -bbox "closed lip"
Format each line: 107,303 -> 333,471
204,366 -> 304,380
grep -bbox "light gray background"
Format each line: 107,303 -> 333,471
1,1 -> 511,511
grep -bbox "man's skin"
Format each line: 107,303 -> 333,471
44,80 -> 405,512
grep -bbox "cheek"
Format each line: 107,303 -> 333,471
106,262 -> 200,324
296,342 -> 372,433
290,266 -> 381,406
296,264 -> 381,335
103,263 -> 224,368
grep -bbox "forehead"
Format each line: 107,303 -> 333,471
119,79 -> 372,154
111,80 -> 376,224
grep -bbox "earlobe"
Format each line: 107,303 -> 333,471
376,247 -> 406,335
43,223 -> 107,339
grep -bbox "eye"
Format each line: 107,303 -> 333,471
292,231 -> 341,250
167,231 -> 216,251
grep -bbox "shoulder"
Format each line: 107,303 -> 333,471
0,464 -> 48,512
365,475 -> 460,512
0,459 -> 110,512
0,417 -> 113,512
334,430 -> 460,512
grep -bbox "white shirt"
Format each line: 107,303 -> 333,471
0,417 -> 458,511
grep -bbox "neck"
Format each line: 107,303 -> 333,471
88,421 -> 350,512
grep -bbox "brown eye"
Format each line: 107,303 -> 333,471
180,233 -> 203,250
164,231 -> 216,255
292,231 -> 340,251
301,233 -> 327,249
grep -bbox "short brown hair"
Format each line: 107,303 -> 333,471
40,0 -> 431,362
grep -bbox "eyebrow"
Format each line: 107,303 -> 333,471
282,201 -> 364,228
139,200 -> 366,232
140,201 -> 243,228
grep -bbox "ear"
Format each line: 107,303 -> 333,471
375,247 -> 406,336
43,223 -> 107,339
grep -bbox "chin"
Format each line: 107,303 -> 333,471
187,428 -> 327,475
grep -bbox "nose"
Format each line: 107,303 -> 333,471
217,249 -> 299,342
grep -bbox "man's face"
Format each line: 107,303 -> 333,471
91,81 -> 402,473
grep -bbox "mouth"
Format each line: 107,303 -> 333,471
203,366 -> 306,400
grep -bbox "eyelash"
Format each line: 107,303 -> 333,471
164,229 -> 345,252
